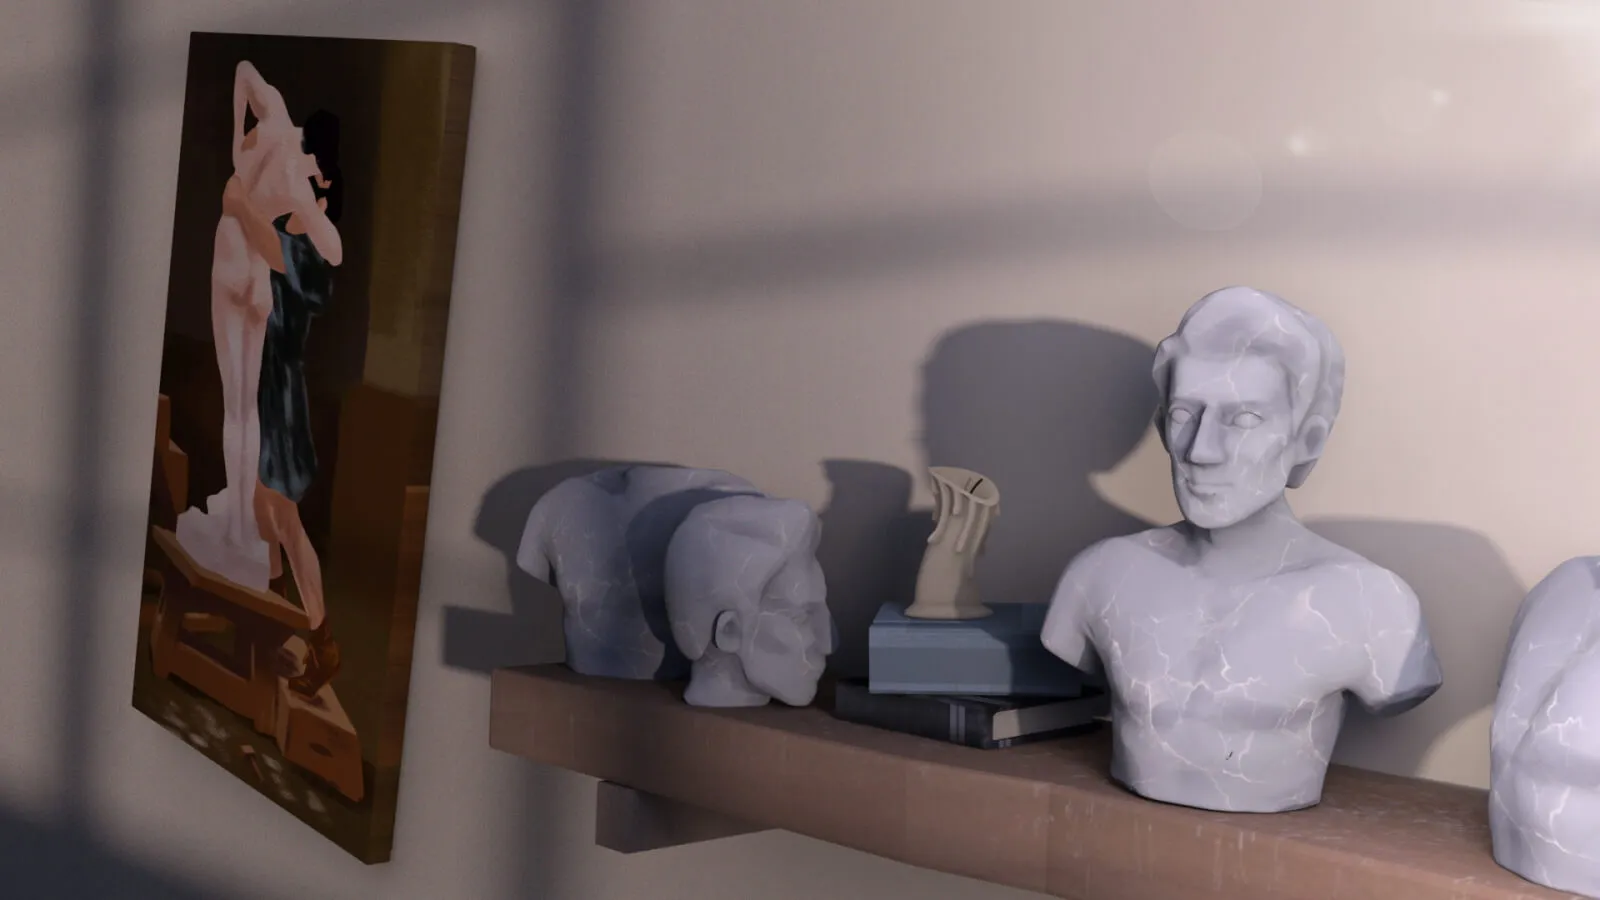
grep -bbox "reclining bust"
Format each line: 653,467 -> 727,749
665,494 -> 834,707
1041,286 -> 1442,813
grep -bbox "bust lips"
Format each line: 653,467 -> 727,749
1179,477 -> 1234,493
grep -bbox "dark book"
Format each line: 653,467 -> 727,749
831,678 -> 1108,749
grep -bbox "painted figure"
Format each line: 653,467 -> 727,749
176,60 -> 342,595
175,61 -> 342,688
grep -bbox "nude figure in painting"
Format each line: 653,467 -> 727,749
175,60 -> 342,608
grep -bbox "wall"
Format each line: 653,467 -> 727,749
2,0 -> 1595,897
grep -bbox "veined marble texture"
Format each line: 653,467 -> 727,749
515,465 -> 760,680
664,494 -> 834,708
1491,557 -> 1600,898
1042,286 -> 1442,813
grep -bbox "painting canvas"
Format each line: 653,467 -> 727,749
132,32 -> 475,864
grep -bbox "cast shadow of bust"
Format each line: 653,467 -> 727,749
817,320 -> 1162,676
442,320 -> 1518,788
820,318 -> 1522,781
1309,519 -> 1522,780
446,321 -> 1165,679
441,457 -> 678,674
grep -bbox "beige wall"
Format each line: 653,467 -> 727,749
3,0 -> 1594,897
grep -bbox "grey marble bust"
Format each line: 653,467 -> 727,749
664,494 -> 834,707
1491,557 -> 1600,896
516,465 -> 760,680
1041,286 -> 1442,813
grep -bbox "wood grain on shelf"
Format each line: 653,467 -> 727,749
489,664 -> 1580,900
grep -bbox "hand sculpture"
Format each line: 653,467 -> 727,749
905,466 -> 1000,620
1041,286 -> 1441,813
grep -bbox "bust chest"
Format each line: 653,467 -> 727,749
1496,567 -> 1600,771
1088,560 -> 1368,726
1514,650 -> 1600,771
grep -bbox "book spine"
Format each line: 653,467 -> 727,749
833,687 -> 994,749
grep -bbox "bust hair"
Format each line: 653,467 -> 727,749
1150,286 -> 1345,487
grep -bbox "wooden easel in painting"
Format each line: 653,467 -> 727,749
144,394 -> 365,803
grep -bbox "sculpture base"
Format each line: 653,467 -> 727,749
902,601 -> 993,620
868,602 -> 1085,697
175,496 -> 272,592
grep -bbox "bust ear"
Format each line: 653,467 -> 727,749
1287,415 -> 1330,489
711,609 -> 742,653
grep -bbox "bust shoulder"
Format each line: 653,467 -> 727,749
1060,527 -> 1175,580
1102,524 -> 1190,560
1317,555 -> 1420,617
1506,556 -> 1600,648
1525,556 -> 1600,608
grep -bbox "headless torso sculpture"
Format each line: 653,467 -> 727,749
1492,558 -> 1600,896
1041,286 -> 1442,813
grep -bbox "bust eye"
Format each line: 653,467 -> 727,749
1167,408 -> 1193,425
1232,411 -> 1264,428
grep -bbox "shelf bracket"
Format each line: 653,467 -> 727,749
594,781 -> 768,853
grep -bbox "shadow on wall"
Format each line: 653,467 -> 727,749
919,321 -> 1161,604
436,321 -> 1166,679
437,325 -> 1158,678
817,320 -> 1163,676
0,808 -> 220,899
443,458 -> 677,673
813,318 -> 1526,778
441,319 -> 1526,789
811,461 -> 931,677
1314,519 -> 1523,780
443,459 -> 677,900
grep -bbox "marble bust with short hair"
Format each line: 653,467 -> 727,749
664,494 -> 834,708
1041,285 -> 1442,813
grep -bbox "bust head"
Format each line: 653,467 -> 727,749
1151,286 -> 1345,529
665,495 -> 835,707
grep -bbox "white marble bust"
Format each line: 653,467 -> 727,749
1041,286 -> 1442,813
1491,557 -> 1600,896
516,465 -> 760,680
664,494 -> 834,708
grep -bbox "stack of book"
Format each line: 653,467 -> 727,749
829,602 -> 1109,749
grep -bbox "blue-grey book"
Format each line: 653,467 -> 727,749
868,601 -> 1087,697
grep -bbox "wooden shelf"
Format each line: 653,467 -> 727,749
593,780 -> 766,854
489,665 -> 1576,900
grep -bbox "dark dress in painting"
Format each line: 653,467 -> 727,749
257,213 -> 334,503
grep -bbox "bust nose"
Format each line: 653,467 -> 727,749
1184,409 -> 1229,466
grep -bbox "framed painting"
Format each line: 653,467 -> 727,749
132,31 -> 475,863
